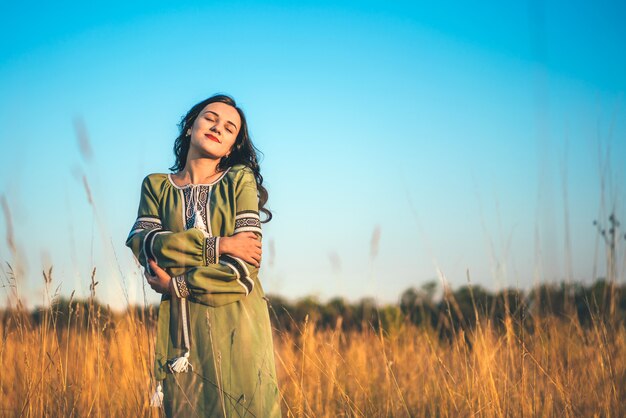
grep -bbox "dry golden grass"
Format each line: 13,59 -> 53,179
274,315 -> 626,417
1,296 -> 624,417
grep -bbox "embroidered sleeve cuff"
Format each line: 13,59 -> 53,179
234,210 -> 262,237
127,215 -> 162,241
204,236 -> 220,265
219,254 -> 254,295
143,228 -> 168,275
171,275 -> 191,298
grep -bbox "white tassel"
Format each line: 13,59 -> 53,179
193,210 -> 208,234
150,384 -> 163,407
169,351 -> 193,373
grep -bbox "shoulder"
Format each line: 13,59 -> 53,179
226,164 -> 255,183
228,163 -> 253,176
140,173 -> 170,195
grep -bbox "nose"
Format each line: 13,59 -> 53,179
210,124 -> 221,135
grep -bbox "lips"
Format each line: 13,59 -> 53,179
205,134 -> 221,143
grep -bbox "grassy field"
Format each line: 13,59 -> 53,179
1,284 -> 624,417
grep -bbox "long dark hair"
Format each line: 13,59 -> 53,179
170,94 -> 272,223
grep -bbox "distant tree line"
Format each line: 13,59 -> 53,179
266,278 -> 625,335
1,278 -> 624,336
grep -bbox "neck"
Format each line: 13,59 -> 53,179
182,155 -> 221,184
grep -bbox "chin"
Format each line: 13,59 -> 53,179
196,148 -> 222,159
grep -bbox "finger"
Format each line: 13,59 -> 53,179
148,258 -> 167,274
148,260 -> 167,276
246,253 -> 261,266
244,255 -> 260,268
244,233 -> 260,241
147,260 -> 161,276
148,276 -> 159,288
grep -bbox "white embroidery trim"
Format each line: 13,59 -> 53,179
233,226 -> 263,234
206,185 -> 213,237
235,212 -> 260,221
181,298 -> 190,349
172,276 -> 182,298
128,216 -> 162,238
149,230 -> 171,262
166,168 -> 231,189
219,259 -> 250,294
138,216 -> 162,223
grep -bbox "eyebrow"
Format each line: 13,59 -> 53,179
204,110 -> 239,130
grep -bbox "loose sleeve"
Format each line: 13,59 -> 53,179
125,176 -> 221,274
169,167 -> 263,307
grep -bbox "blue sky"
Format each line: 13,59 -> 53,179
1,0 -> 625,309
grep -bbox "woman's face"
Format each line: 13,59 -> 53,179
188,101 -> 241,160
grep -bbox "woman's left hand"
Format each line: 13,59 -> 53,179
145,259 -> 173,294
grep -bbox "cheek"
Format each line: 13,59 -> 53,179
223,133 -> 238,147
192,119 -> 205,131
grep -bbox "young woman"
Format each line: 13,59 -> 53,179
126,94 -> 281,417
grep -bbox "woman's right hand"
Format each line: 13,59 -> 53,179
220,232 -> 262,268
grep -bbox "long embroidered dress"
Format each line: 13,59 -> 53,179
126,163 -> 281,417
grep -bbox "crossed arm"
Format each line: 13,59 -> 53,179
142,231 -> 261,294
125,170 -> 264,306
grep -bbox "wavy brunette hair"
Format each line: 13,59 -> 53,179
170,94 -> 272,223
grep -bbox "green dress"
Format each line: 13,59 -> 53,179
126,164 -> 282,417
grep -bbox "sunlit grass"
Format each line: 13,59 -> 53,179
1,278 -> 624,417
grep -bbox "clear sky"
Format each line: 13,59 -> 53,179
1,0 -> 625,310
